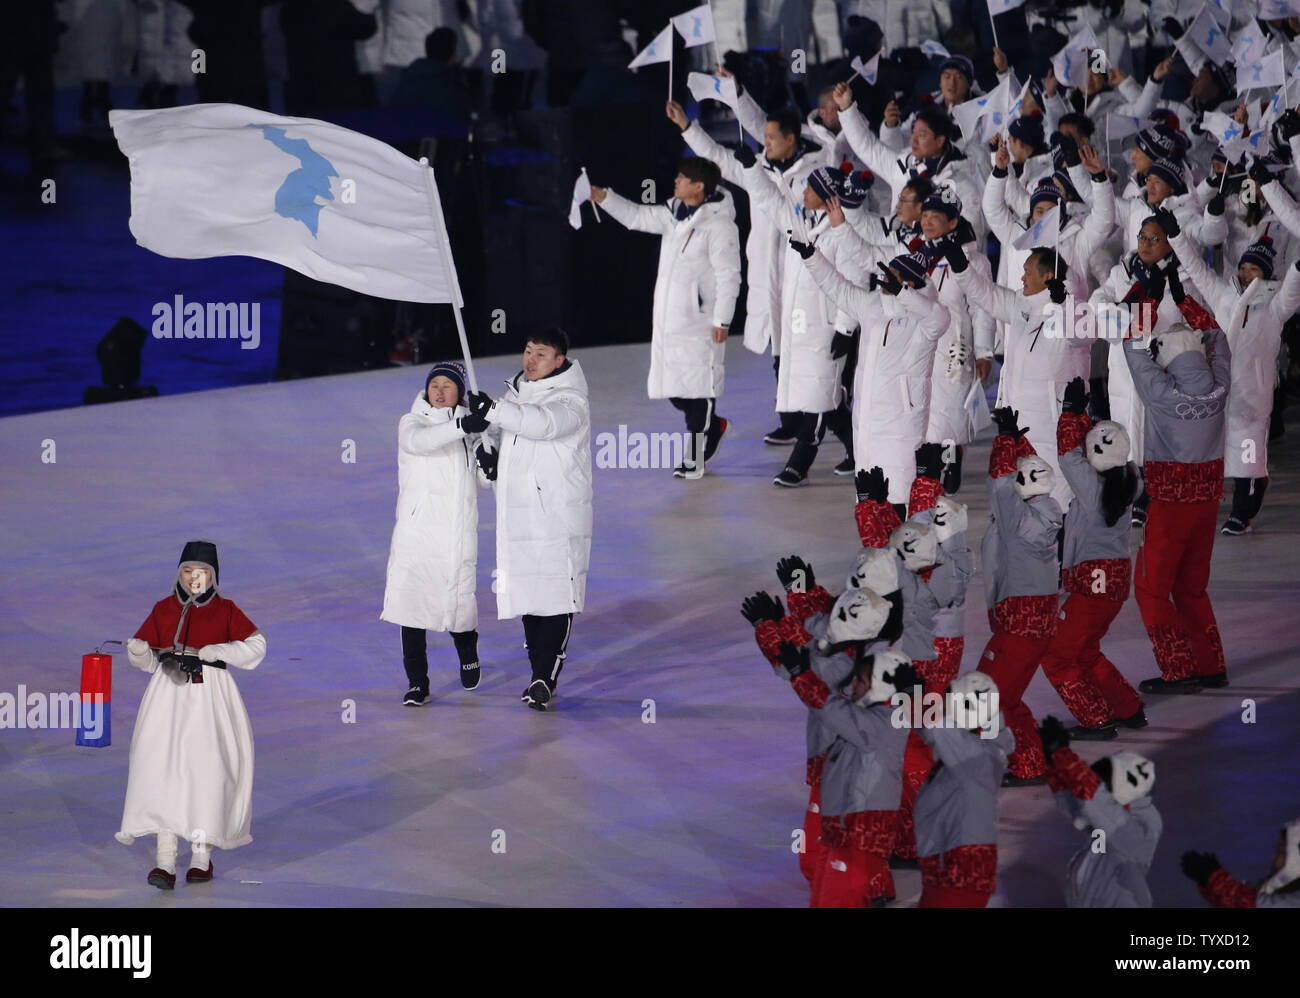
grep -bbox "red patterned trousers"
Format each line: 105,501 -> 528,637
800,783 -> 825,883
1135,499 -> 1226,681
978,625 -> 1052,779
892,731 -> 935,861
917,636 -> 964,698
1041,593 -> 1142,727
813,810 -> 899,907
918,844 -> 998,907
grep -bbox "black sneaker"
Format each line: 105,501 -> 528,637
764,425 -> 798,445
460,662 -> 480,690
1220,517 -> 1250,536
521,684 -> 532,703
1116,707 -> 1148,729
703,418 -> 729,462
402,686 -> 430,706
1138,676 -> 1201,694
833,456 -> 855,476
1131,507 -> 1147,528
1001,772 -> 1048,787
1068,722 -> 1119,741
773,468 -> 809,488
524,679 -> 551,711
1192,672 -> 1229,689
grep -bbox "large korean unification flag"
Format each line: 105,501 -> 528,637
109,103 -> 457,304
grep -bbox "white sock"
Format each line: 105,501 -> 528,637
155,831 -> 178,875
190,841 -> 212,871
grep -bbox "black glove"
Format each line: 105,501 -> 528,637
458,409 -> 490,434
1062,377 -> 1089,415
734,143 -> 757,169
740,591 -> 785,624
1180,851 -> 1222,888
991,406 -> 1025,438
1166,264 -> 1186,305
1145,267 -> 1167,303
1161,16 -> 1184,38
915,442 -> 945,480
1153,206 -> 1180,238
1038,715 -> 1071,764
775,556 -> 815,593
776,640 -> 810,678
1248,160 -> 1273,187
466,390 -> 494,417
855,466 -> 890,504
874,262 -> 903,295
830,330 -> 855,359
1276,108 -> 1300,142
1057,133 -> 1080,169
891,660 -> 919,694
1206,192 -> 1225,216
788,235 -> 815,260
1046,278 -> 1067,305
940,239 -> 969,274
475,444 -> 498,481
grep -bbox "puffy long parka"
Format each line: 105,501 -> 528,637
381,394 -> 487,634
804,251 -> 948,504
1169,230 -> 1300,479
599,187 -> 741,399
956,265 -> 1093,508
485,360 -> 593,619
681,119 -> 827,357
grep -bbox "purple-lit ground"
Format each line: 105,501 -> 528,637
2,340 -> 1297,907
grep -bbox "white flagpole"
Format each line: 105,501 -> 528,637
419,157 -> 478,394
1105,114 -> 1111,170
582,167 -> 601,222
990,10 -> 1001,52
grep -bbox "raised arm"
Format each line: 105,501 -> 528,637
598,188 -> 674,235
1168,230 -> 1233,319
679,120 -> 750,188
982,167 -> 1022,247
804,245 -> 875,320
954,257 -> 1019,322
1260,175 -> 1300,240
837,99 -> 904,182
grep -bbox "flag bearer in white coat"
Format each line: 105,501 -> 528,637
467,329 -> 593,711
381,361 -> 489,706
120,541 -> 266,889
591,159 -> 741,478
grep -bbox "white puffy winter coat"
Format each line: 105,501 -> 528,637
599,188 -> 741,400
681,119 -> 828,356
381,394 -> 486,633
805,251 -> 948,503
957,267 -> 1093,507
486,360 -> 593,620
1171,231 -> 1300,479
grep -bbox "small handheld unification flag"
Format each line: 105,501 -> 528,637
952,78 -> 1009,142
920,40 -> 950,59
1200,110 -> 1241,144
1106,113 -> 1141,140
1051,28 -> 1097,90
686,71 -> 739,110
850,53 -> 879,84
671,4 -> 715,48
1186,6 -> 1232,66
1259,0 -> 1300,18
987,0 -> 1029,13
1238,49 -> 1286,94
1233,20 -> 1269,69
569,168 -> 594,229
1013,204 -> 1059,250
1174,34 -> 1207,76
629,25 -> 673,69
1206,0 -> 1233,27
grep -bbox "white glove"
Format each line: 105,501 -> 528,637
197,644 -> 222,663
127,638 -> 148,657
932,496 -> 968,543
945,338 -> 969,379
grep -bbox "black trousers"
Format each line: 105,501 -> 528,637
523,613 -> 573,688
400,626 -> 478,691
668,397 -> 721,462
1229,476 -> 1269,523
